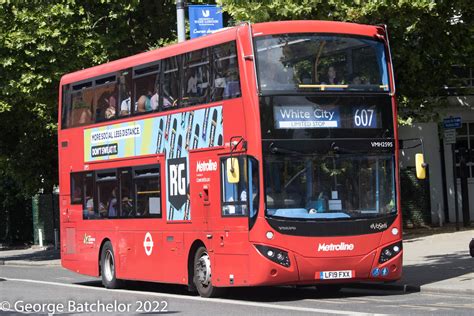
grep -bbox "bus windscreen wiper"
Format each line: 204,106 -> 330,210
268,142 -> 305,155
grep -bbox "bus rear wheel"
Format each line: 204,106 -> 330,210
100,241 -> 121,289
193,246 -> 225,298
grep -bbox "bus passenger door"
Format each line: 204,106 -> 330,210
211,156 -> 252,286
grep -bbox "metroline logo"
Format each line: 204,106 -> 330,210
196,159 -> 217,172
317,242 -> 355,252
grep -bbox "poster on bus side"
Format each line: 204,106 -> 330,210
83,105 -> 224,221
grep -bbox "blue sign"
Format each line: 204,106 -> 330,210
371,268 -> 380,277
381,267 -> 389,277
443,116 -> 462,129
189,5 -> 223,39
274,105 -> 340,129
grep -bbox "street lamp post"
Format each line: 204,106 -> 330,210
176,0 -> 186,42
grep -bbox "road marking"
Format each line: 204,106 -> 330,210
0,277 -> 388,316
349,297 -> 398,303
55,277 -> 74,281
423,292 -> 474,300
399,304 -> 439,312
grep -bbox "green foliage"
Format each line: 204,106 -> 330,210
219,0 -> 474,120
0,0 -> 178,242
0,1 -> 177,199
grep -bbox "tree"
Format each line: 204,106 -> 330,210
218,0 -> 474,120
0,0 -> 178,242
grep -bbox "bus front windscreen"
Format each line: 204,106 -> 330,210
265,153 -> 396,220
255,34 -> 390,93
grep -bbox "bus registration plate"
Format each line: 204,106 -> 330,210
316,270 -> 354,280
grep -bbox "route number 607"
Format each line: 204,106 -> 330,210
354,109 -> 375,128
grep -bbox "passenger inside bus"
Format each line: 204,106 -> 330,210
325,66 -> 341,84
104,92 -> 117,119
121,196 -> 133,217
72,185 -> 82,205
120,91 -> 131,116
150,85 -> 159,111
108,188 -> 118,217
84,196 -> 95,218
136,92 -> 152,113
187,70 -> 198,96
71,93 -> 92,126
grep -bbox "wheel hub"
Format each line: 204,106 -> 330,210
104,250 -> 114,281
196,253 -> 211,286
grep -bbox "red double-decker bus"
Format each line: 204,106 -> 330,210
58,20 -> 403,297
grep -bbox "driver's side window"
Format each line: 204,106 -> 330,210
221,156 -> 248,216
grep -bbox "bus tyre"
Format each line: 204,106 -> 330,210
101,241 -> 121,289
193,246 -> 224,298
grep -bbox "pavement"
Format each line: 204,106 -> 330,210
397,228 -> 474,295
0,227 -> 473,295
0,246 -> 60,266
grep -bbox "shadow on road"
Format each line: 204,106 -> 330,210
402,250 -> 473,286
0,249 -> 59,262
75,279 -> 410,303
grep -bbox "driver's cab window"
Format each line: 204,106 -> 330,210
221,156 -> 248,216
221,156 -> 260,217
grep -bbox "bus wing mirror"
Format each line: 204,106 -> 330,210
226,158 -> 240,184
415,153 -> 426,179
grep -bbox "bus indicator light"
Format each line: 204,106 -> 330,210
266,231 -> 274,240
379,241 -> 402,263
255,244 -> 290,267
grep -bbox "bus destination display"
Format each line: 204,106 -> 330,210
274,105 -> 378,129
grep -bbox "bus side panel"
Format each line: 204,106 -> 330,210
211,231 -> 250,287
116,229 -> 136,280
160,231 -> 186,284
75,229 -> 101,277
81,223 -> 120,277
214,253 -> 249,287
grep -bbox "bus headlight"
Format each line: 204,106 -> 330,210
255,244 -> 290,267
379,241 -> 402,263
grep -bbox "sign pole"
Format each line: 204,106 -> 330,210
443,116 -> 462,231
176,0 -> 186,42
452,144 -> 460,231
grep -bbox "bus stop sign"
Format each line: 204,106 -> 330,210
188,5 -> 223,39
443,117 -> 462,129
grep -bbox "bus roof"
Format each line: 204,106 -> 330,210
252,20 -> 383,38
60,26 -> 238,86
60,20 -> 384,86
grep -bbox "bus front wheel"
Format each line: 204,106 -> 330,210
193,246 -> 225,298
100,241 -> 121,289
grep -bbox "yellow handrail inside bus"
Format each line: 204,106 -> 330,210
298,84 -> 389,90
298,84 -> 348,90
137,190 -> 161,195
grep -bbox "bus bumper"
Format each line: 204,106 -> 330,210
248,245 -> 402,286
